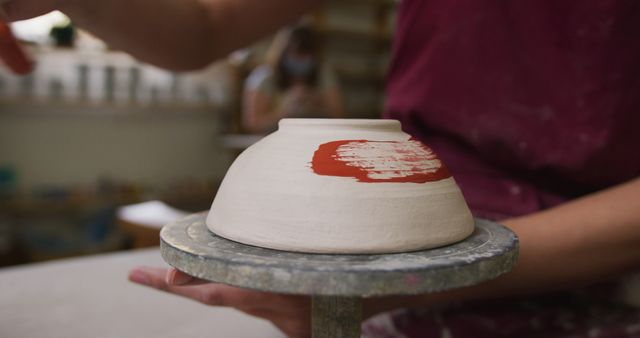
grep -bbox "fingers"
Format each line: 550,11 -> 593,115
128,266 -> 165,286
128,266 -> 276,308
166,268 -> 211,286
128,266 -> 312,338
196,282 -> 279,308
128,266 -> 213,304
128,267 -> 205,302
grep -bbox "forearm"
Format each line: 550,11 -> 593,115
366,177 -> 640,316
57,0 -> 319,70
60,0 -> 214,70
499,178 -> 640,290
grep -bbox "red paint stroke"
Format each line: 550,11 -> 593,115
311,138 -> 451,183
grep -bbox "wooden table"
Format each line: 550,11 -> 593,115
161,213 -> 519,338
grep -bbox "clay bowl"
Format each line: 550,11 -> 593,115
207,119 -> 474,254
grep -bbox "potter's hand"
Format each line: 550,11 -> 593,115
3,0 -> 318,71
128,266 -> 311,338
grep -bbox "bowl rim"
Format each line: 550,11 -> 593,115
278,118 -> 402,131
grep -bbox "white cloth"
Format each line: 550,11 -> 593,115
116,201 -> 189,229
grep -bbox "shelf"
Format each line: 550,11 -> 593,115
0,195 -> 140,216
0,100 -> 218,117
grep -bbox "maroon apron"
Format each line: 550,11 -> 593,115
379,1 -> 640,336
385,0 -> 640,220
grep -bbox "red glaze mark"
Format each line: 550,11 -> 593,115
0,20 -> 33,75
311,138 -> 451,183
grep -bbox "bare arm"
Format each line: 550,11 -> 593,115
367,177 -> 640,315
3,0 -> 320,70
129,178 -> 640,337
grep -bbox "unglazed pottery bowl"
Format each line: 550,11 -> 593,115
207,119 -> 474,254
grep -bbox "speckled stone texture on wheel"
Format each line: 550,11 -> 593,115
160,213 -> 518,297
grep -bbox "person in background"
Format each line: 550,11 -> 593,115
2,0 -> 639,337
243,25 -> 343,133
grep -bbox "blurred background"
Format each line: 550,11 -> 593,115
0,0 -> 398,266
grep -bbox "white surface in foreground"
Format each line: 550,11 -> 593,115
0,248 -> 284,338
